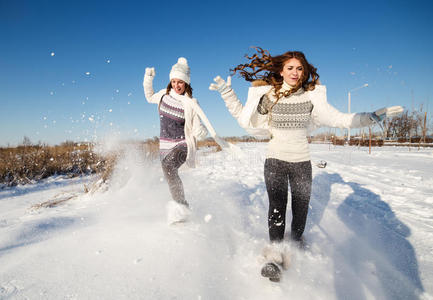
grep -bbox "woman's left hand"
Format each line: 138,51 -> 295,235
371,106 -> 404,122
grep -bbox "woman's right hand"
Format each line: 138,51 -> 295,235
144,67 -> 155,78
209,76 -> 232,95
143,67 -> 156,101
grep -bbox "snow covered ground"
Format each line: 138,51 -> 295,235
1,143 -> 433,300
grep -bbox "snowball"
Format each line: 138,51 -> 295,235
204,214 -> 212,223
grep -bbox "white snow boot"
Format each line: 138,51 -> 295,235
262,242 -> 291,270
166,200 -> 191,225
260,242 -> 291,282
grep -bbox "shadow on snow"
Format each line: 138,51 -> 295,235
0,217 -> 77,256
308,172 -> 424,300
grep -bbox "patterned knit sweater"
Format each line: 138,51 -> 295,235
158,94 -> 186,159
258,82 -> 312,163
219,80 -> 376,163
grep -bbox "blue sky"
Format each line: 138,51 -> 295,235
1,0 -> 432,146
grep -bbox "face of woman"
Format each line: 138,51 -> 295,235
280,58 -> 303,87
171,79 -> 186,95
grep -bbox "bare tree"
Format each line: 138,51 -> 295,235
385,105 -> 430,141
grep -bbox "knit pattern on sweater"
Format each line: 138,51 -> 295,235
257,88 -> 313,163
258,91 -> 313,129
159,94 -> 186,159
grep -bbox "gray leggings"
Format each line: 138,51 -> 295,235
161,146 -> 188,206
264,158 -> 312,242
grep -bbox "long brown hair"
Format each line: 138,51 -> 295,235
166,82 -> 193,98
231,47 -> 320,101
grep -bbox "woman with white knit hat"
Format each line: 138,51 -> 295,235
143,57 -> 228,224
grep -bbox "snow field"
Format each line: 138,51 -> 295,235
1,143 -> 432,299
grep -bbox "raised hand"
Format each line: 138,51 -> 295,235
144,67 -> 155,78
143,67 -> 156,100
209,76 -> 232,95
373,106 -> 404,121
371,105 -> 404,123
368,105 -> 404,131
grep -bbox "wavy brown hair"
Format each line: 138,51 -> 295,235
166,82 -> 193,98
231,47 -> 320,101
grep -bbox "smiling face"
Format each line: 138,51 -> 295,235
171,78 -> 186,95
280,58 -> 304,87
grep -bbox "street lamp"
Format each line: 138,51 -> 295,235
348,83 -> 368,142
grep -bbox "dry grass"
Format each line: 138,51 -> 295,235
197,138 -> 221,151
0,136 -> 165,188
31,193 -> 79,209
0,142 -> 108,187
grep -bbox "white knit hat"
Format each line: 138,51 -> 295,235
169,57 -> 190,84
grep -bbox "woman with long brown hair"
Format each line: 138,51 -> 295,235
210,47 -> 403,281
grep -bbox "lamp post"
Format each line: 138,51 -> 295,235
348,83 -> 368,142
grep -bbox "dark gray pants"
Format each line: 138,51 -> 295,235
161,146 -> 188,206
264,158 -> 312,242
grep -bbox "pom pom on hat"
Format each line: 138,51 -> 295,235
169,57 -> 190,84
177,57 -> 187,65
